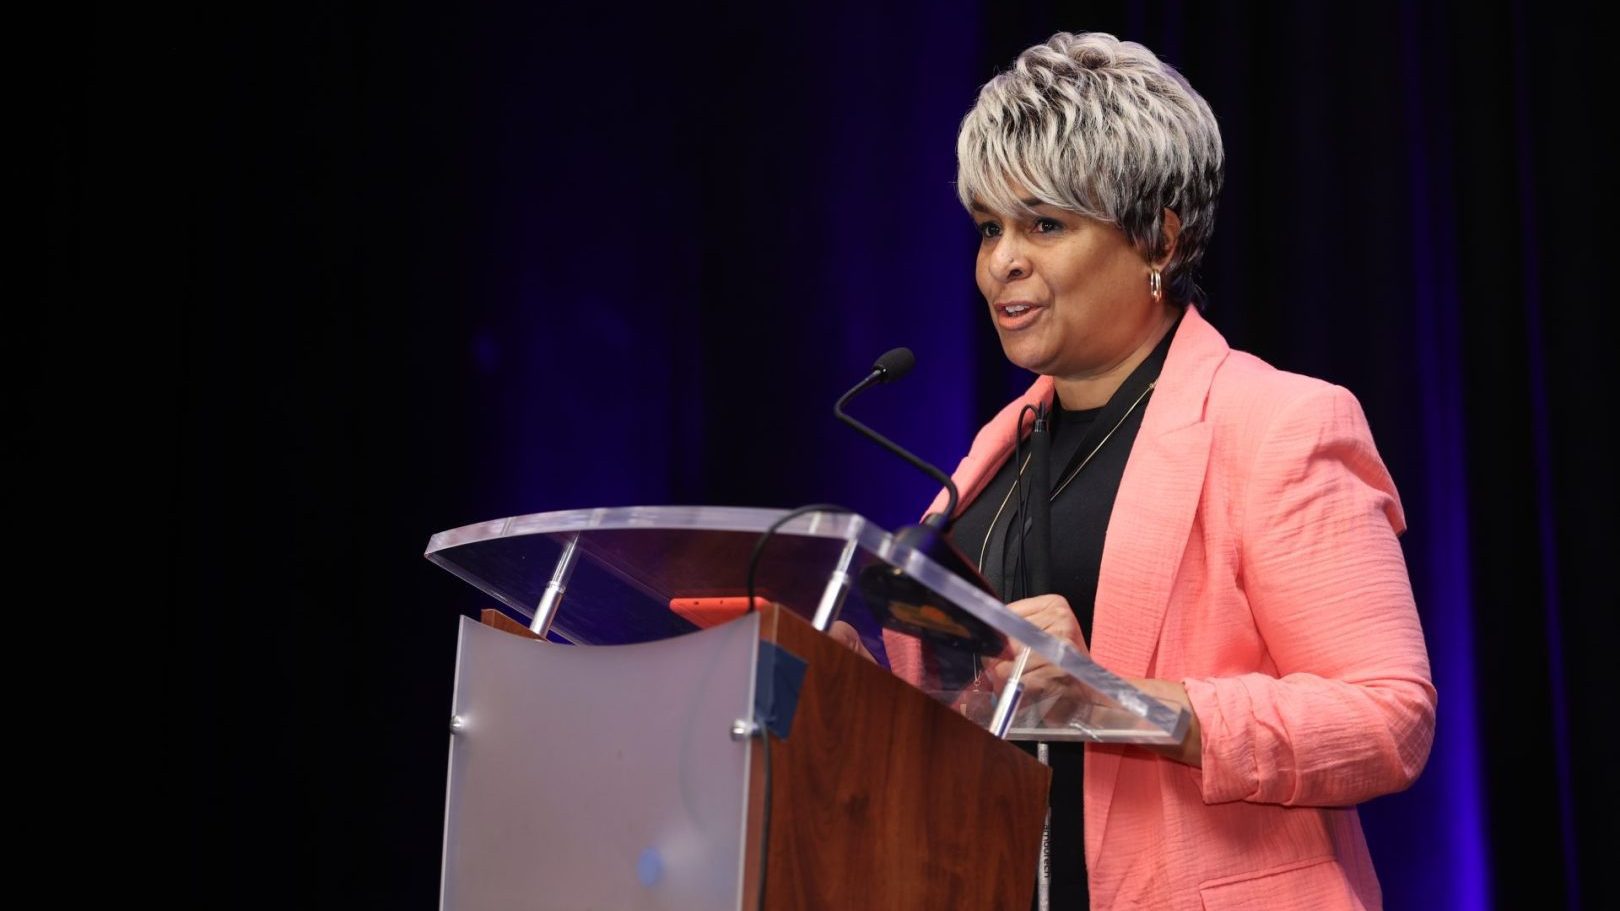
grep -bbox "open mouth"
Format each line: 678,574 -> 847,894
995,302 -> 1044,328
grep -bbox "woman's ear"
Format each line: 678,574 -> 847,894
1156,208 -> 1183,269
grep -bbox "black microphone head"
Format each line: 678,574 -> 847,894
873,347 -> 916,383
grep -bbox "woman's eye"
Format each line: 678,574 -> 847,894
1034,217 -> 1062,233
977,222 -> 1002,239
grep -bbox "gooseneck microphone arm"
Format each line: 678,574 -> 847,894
832,348 -> 959,527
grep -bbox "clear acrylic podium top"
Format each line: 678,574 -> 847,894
425,505 -> 1187,744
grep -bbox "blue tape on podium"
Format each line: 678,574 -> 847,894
755,641 -> 809,740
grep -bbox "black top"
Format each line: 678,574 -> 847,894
946,318 -> 1179,910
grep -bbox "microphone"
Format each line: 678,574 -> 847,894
834,348 -> 1006,658
872,346 -> 917,383
833,347 -> 959,527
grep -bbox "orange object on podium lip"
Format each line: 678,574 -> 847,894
669,595 -> 779,629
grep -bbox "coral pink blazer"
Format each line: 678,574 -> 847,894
899,307 -> 1436,909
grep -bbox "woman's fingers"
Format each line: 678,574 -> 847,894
1002,593 -> 1089,655
827,619 -> 877,663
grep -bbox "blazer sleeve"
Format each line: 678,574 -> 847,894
1181,383 -> 1437,807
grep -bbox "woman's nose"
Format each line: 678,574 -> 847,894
993,236 -> 1029,281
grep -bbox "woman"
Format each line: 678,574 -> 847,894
886,31 -> 1435,910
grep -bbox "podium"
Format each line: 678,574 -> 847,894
425,506 -> 1189,910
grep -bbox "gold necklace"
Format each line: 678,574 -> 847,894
976,381 -> 1157,575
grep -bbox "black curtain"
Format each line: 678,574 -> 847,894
49,1 -> 1609,907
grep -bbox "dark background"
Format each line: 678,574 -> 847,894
52,1 -> 1611,907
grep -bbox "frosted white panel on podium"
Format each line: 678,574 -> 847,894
441,613 -> 760,911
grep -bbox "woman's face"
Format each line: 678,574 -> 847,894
973,190 -> 1173,406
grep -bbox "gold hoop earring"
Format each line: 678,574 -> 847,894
1149,269 -> 1163,301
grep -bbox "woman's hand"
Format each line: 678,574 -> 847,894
827,619 -> 877,663
979,594 -> 1090,696
1003,593 -> 1088,653
1122,677 -> 1203,768
986,593 -> 1203,767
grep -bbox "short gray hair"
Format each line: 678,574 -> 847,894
957,32 -> 1224,306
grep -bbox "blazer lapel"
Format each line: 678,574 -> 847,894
1086,307 -> 1227,863
1088,423 -> 1214,675
1091,308 -> 1224,674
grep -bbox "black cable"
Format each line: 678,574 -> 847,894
1026,399 -> 1052,596
756,722 -> 772,911
744,502 -> 852,911
1011,404 -> 1041,600
745,503 -> 853,615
